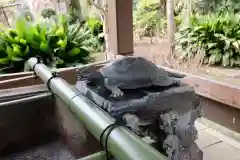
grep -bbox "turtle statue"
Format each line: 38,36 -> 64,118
77,56 -> 179,98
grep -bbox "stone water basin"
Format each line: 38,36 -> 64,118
0,85 -> 101,160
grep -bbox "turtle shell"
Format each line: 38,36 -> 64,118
99,56 -> 174,89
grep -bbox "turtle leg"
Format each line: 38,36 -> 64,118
104,78 -> 124,97
109,86 -> 124,98
123,114 -> 140,134
172,77 -> 181,86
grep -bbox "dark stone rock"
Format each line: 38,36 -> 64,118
76,81 -> 200,119
76,79 -> 203,160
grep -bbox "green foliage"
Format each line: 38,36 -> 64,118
41,9 -> 57,18
86,17 -> 103,36
192,0 -> 240,14
15,10 -> 35,22
133,0 -> 185,37
85,17 -> 105,51
0,14 -> 103,73
177,12 -> 240,67
133,0 -> 163,37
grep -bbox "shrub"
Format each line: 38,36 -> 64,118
133,0 -> 164,37
192,0 -> 240,14
41,8 -> 57,18
177,12 -> 240,67
0,14 -> 102,73
133,0 -> 185,38
85,17 -> 105,52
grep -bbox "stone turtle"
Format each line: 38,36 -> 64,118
77,56 -> 179,97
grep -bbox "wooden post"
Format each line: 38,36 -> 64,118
167,0 -> 175,55
1,7 -> 10,27
106,0 -> 133,60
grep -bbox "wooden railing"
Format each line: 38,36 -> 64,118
1,62 -> 239,108
0,3 -> 21,27
1,62 -> 240,135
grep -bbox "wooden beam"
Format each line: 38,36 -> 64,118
182,75 -> 240,109
161,65 -> 240,109
0,61 -> 109,90
1,63 -> 240,110
0,3 -> 21,9
106,0 -> 133,59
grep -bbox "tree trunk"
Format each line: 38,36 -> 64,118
102,1 -> 109,60
166,0 -> 175,55
160,0 -> 166,15
24,0 -> 56,18
87,0 -> 109,60
63,0 -> 70,12
186,0 -> 192,27
69,0 -> 83,20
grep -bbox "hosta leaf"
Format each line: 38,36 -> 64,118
178,38 -> 189,44
40,42 -> 52,53
23,46 -> 29,56
68,48 -> 80,56
14,37 -> 20,43
15,17 -> 28,38
209,53 -> 222,65
0,57 -> 9,64
30,40 -> 40,50
228,49 -> 234,57
208,49 -> 221,55
68,23 -> 81,41
215,53 -> 222,63
0,39 -> 6,51
6,46 -> 14,58
230,58 -> 235,67
12,44 -> 22,57
224,39 -> 231,50
24,26 -> 34,42
33,28 -> 42,42
98,33 -> 104,38
214,33 -> 227,41
39,24 -> 47,41
55,26 -> 65,37
57,37 -> 67,49
12,56 -> 23,62
234,58 -> 240,66
222,53 -> 230,67
232,41 -> 240,49
19,38 -> 26,45
209,54 -> 216,65
207,43 -> 217,49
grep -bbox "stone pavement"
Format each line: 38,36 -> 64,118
195,121 -> 240,160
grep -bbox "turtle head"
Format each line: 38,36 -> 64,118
77,66 -> 104,84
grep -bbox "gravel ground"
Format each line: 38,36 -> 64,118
2,141 -> 76,160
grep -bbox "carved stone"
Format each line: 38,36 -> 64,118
76,79 -> 203,160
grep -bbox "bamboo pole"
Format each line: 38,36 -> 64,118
0,3 -> 21,9
167,0 -> 175,55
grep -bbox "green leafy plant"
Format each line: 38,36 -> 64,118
41,8 -> 57,18
192,0 -> 240,14
0,14 -> 102,73
133,0 -> 162,37
133,0 -> 185,38
177,12 -> 240,67
85,17 -> 104,52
